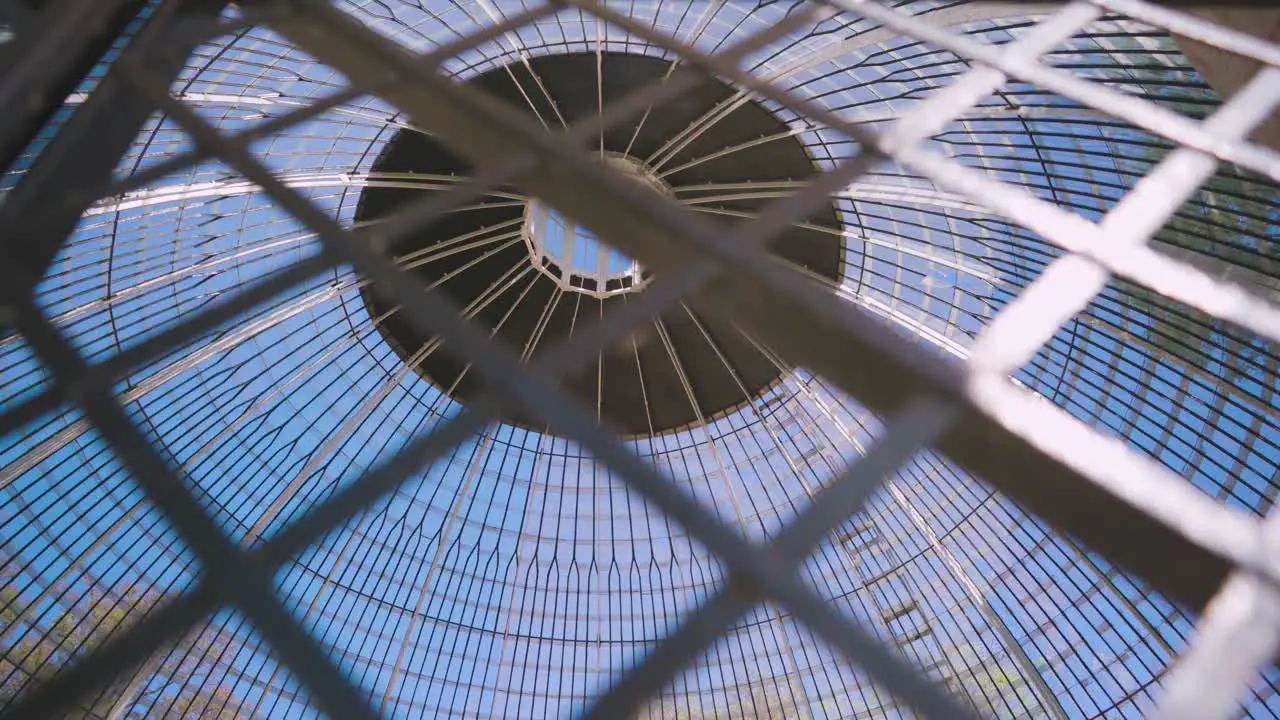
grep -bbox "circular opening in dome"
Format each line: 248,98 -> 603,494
522,153 -> 665,298
355,50 -> 843,438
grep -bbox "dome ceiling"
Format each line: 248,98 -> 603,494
1,2 -> 1278,719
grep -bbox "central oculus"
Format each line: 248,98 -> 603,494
522,153 -> 664,298
355,51 -> 843,437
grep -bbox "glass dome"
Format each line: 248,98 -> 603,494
1,2 -> 1278,719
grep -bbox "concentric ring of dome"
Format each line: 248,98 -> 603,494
352,49 -> 843,437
